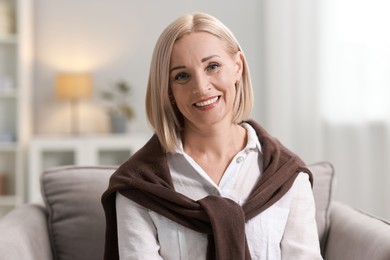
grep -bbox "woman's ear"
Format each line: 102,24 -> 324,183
235,51 -> 244,81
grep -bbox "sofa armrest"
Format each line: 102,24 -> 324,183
0,204 -> 53,260
324,202 -> 390,260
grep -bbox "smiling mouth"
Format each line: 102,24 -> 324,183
194,96 -> 220,107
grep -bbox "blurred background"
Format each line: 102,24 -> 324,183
0,0 -> 389,220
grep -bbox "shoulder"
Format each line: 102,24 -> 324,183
293,172 -> 312,190
289,172 -> 315,203
102,134 -> 170,198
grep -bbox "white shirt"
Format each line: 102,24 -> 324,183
116,123 -> 323,260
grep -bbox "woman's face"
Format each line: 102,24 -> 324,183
169,32 -> 243,130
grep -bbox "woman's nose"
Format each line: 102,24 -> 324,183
192,74 -> 211,94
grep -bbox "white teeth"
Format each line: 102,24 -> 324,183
195,97 -> 218,107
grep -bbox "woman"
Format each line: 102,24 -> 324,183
102,12 -> 323,260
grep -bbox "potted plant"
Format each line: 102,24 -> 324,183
101,80 -> 135,133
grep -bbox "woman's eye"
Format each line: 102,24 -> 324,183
174,72 -> 190,81
207,63 -> 220,72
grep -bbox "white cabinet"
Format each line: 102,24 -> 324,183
0,0 -> 32,215
28,134 -> 150,204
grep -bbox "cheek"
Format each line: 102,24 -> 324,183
171,86 -> 191,107
171,86 -> 183,100
215,67 -> 236,87
216,75 -> 236,94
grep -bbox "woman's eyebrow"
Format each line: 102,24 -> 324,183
201,55 -> 220,62
170,65 -> 186,74
170,55 -> 220,73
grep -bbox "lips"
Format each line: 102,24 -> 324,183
194,96 -> 220,107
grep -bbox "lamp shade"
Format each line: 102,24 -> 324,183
55,73 -> 92,100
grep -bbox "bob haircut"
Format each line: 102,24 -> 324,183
146,12 -> 253,152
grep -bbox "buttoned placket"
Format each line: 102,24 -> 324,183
175,123 -> 262,205
219,147 -> 259,205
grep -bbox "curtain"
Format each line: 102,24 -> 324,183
259,0 -> 390,220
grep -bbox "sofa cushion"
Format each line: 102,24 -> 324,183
308,161 -> 335,249
41,162 -> 334,260
325,202 -> 390,260
41,166 -> 116,260
0,204 -> 53,260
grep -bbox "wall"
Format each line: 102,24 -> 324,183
33,0 -> 262,135
32,1 -> 390,220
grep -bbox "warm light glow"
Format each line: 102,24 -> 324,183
55,73 -> 92,100
38,16 -> 142,72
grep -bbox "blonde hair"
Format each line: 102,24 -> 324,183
146,12 -> 253,152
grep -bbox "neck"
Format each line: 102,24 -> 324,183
182,120 -> 246,158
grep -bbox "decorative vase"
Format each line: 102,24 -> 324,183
110,113 -> 127,133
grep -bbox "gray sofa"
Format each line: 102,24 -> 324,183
0,162 -> 389,260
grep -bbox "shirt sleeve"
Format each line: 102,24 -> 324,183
281,173 -> 324,260
115,192 -> 163,260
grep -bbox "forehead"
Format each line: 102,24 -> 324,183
170,32 -> 229,63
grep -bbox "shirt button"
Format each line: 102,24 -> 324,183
236,156 -> 244,163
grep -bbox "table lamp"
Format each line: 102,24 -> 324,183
55,73 -> 92,134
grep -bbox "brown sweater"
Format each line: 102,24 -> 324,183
101,120 -> 312,260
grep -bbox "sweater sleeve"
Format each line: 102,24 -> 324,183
115,192 -> 163,260
280,173 -> 323,260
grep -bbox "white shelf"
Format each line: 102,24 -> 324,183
0,195 -> 16,206
0,34 -> 17,44
0,142 -> 18,151
28,134 -> 150,204
0,0 -> 33,216
0,88 -> 18,98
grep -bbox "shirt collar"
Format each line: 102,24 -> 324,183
241,122 -> 263,154
175,138 -> 185,154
